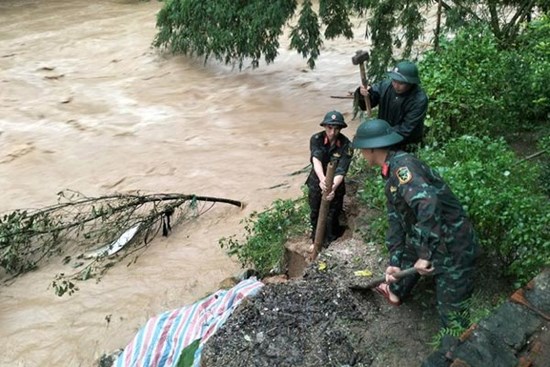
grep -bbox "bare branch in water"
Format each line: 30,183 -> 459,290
0,190 -> 244,296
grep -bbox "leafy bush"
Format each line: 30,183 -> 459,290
219,196 -> 310,276
421,26 -> 513,142
511,15 -> 550,124
353,160 -> 389,245
538,135 -> 550,196
420,136 -> 550,285
421,17 -> 550,143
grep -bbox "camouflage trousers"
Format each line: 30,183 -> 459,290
389,243 -> 477,329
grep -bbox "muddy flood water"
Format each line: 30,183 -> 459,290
0,1 -> 394,365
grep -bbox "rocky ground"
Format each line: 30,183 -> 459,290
201,236 -> 442,366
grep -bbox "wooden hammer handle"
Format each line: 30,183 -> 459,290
358,64 -> 372,117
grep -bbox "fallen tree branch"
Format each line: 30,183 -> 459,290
0,190 -> 244,296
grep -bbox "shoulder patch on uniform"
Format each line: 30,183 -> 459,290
396,166 -> 412,185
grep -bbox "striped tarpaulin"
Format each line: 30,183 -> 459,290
115,277 -> 264,367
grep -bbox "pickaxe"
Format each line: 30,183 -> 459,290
351,50 -> 372,118
349,267 -> 418,290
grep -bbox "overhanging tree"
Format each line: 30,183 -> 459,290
153,0 -> 547,80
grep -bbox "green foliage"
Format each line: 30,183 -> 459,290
441,0 -> 545,43
153,0 -> 297,69
289,0 -> 322,69
511,15 -> 550,123
319,0 -> 354,40
363,0 -> 428,79
421,17 -> 550,143
352,154 -> 388,244
538,135 -> 550,195
0,209 -> 59,274
421,26 -> 514,142
219,196 -> 310,276
153,0 -> 545,81
420,136 -> 550,284
429,313 -> 468,348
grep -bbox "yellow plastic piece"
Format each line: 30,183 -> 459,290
354,269 -> 373,277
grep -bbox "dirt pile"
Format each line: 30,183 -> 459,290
201,238 -> 440,367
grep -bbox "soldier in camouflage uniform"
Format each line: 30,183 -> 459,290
306,111 -> 353,246
352,119 -> 478,328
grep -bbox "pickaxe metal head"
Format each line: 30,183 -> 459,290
352,50 -> 370,65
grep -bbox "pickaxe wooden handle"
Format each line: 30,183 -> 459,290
351,50 -> 372,118
311,160 -> 337,260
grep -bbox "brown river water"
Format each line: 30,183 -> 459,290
0,1 -> 406,365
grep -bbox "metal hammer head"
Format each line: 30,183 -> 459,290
352,50 -> 370,65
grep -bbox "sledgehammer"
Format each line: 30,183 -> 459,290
351,50 -> 372,117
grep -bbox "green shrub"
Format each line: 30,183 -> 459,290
420,136 -> 550,285
354,162 -> 388,245
219,196 -> 310,276
420,17 -> 550,143
538,135 -> 550,196
511,15 -> 550,125
421,26 -> 512,142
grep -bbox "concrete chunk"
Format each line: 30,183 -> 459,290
450,327 -> 518,367
524,270 -> 550,315
479,301 -> 542,350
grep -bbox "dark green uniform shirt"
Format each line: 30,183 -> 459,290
382,151 -> 477,270
356,80 -> 428,145
306,132 -> 353,189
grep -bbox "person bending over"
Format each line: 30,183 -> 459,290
352,118 -> 478,328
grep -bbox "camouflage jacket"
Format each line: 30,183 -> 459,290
306,131 -> 353,191
382,151 -> 477,269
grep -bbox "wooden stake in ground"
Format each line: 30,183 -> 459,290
312,161 -> 336,259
